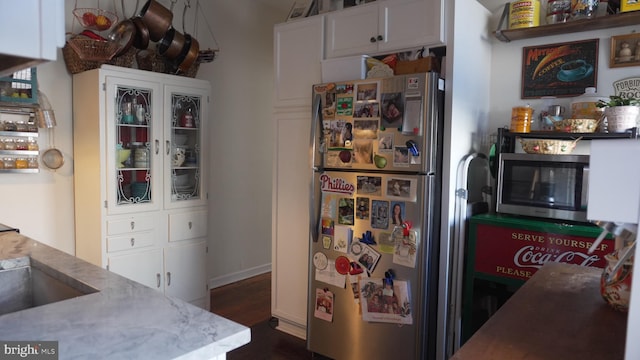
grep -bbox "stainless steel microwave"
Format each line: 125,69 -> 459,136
496,153 -> 590,222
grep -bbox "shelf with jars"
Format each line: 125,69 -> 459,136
0,107 -> 39,173
492,3 -> 640,42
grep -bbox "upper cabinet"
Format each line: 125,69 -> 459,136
325,0 -> 445,59
274,16 -> 325,108
0,0 -> 65,76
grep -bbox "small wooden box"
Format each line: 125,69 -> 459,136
394,56 -> 440,75
621,0 -> 640,12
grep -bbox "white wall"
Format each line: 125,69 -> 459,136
0,1 -> 290,287
437,1 -> 493,358
196,0 -> 291,287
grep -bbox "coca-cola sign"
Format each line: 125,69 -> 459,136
474,224 -> 611,281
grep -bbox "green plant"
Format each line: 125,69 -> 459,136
597,96 -> 640,108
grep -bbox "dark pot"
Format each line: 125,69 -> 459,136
157,27 -> 186,60
177,34 -> 200,73
131,17 -> 150,50
139,0 -> 173,42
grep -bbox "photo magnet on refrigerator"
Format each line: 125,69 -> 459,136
314,288 -> 334,322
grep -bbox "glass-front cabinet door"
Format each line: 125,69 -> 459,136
106,77 -> 163,214
165,85 -> 208,208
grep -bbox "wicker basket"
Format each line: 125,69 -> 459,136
67,36 -> 119,61
553,118 -> 600,133
63,42 -> 136,74
142,49 -> 200,78
520,138 -> 581,155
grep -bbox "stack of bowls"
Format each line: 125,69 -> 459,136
131,182 -> 150,201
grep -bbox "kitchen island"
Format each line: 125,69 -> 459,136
452,262 -> 627,360
0,231 -> 250,359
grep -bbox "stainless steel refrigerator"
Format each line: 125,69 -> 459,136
308,72 -> 444,360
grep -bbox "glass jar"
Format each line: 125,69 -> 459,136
570,0 -> 598,19
27,137 -> 38,150
15,121 -> 27,132
0,158 -> 4,169
3,138 -> 16,150
132,142 -> 150,168
15,138 -> 27,150
27,157 -> 38,169
546,0 -> 571,24
3,157 -> 15,169
3,121 -> 16,131
27,122 -> 38,132
15,157 -> 28,169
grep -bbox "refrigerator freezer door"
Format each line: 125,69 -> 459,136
307,170 -> 440,360
312,73 -> 442,175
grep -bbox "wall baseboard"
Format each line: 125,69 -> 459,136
208,263 -> 272,289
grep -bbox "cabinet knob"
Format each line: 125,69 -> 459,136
130,221 -> 135,230
155,139 -> 160,155
370,36 -> 377,43
130,238 -> 135,247
188,221 -> 193,230
156,273 -> 161,288
166,272 -> 171,286
377,35 -> 383,41
166,140 -> 170,155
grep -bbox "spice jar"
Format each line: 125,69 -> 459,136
3,138 -> 16,150
3,121 -> 16,131
510,105 -> 534,133
15,157 -> 28,169
15,121 -> 27,132
15,138 -> 27,150
27,137 -> 38,151
3,157 -> 15,169
27,157 -> 38,169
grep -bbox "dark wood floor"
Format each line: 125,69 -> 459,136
209,272 -> 317,359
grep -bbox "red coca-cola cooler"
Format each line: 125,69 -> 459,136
461,213 -> 613,343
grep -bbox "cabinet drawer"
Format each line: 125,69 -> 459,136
107,215 -> 156,235
107,231 -> 155,253
169,210 -> 207,242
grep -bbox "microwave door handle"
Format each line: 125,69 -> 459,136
529,168 -> 540,200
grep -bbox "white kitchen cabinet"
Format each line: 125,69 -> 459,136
73,65 -> 210,308
272,16 -> 324,339
325,0 -> 445,59
0,0 -> 65,76
107,241 -> 207,306
271,110 -> 312,339
274,15 -> 324,108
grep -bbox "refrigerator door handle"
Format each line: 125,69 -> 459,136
309,94 -> 324,243
310,93 -> 324,171
309,172 -> 320,243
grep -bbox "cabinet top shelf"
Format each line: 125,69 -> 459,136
494,10 -> 640,42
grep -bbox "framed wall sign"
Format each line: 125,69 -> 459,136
521,39 -> 599,99
610,33 -> 640,68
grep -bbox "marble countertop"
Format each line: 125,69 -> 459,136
0,231 -> 250,359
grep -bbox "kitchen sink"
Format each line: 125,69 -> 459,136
0,256 -> 99,316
